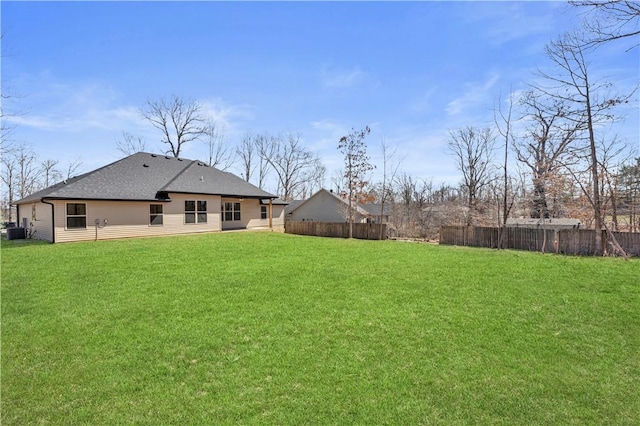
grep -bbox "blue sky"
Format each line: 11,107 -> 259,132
2,1 -> 638,192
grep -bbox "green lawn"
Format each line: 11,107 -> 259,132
2,232 -> 639,424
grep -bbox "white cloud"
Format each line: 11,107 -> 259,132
322,67 -> 364,89
409,88 -> 438,114
460,2 -> 571,47
308,119 -> 347,153
445,72 -> 501,116
199,99 -> 256,141
320,65 -> 378,90
6,105 -> 145,133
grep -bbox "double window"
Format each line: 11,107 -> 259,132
221,202 -> 241,222
66,203 -> 87,229
150,204 -> 163,226
185,200 -> 207,224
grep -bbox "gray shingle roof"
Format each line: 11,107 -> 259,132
284,199 -> 305,214
260,198 -> 289,205
15,152 -> 275,204
360,203 -> 391,216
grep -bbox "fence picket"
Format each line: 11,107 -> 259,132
440,226 -> 640,257
285,222 -> 387,240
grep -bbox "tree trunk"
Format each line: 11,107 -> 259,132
586,91 -> 603,256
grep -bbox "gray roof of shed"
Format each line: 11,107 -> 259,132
360,203 -> 391,216
16,152 -> 275,204
284,199 -> 305,214
506,218 -> 581,228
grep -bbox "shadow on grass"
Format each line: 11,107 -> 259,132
0,235 -> 51,249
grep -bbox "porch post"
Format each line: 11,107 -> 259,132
269,198 -> 273,229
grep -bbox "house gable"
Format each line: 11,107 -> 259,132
286,189 -> 369,223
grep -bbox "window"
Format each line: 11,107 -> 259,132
150,204 -> 163,226
185,200 -> 207,224
222,203 -> 233,222
261,205 -> 267,220
197,201 -> 207,223
222,201 -> 241,222
185,200 -> 196,223
66,203 -> 87,229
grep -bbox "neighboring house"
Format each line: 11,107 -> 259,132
14,152 -> 286,243
285,188 -> 372,223
360,203 -> 391,224
283,199 -> 305,217
506,218 -> 581,230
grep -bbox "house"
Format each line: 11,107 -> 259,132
13,152 -> 286,243
360,203 -> 391,224
285,188 -> 372,223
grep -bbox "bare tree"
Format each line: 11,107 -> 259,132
254,133 -> 276,190
395,172 -> 416,233
297,161 -> 326,199
260,133 -> 323,201
446,126 -> 496,226
0,33 -> 21,151
236,132 -> 255,182
571,0 -> 640,49
140,95 -> 206,157
330,168 -> 346,195
617,157 -> 640,232
1,150 -> 17,220
0,95 -> 15,151
203,122 -> 233,170
116,131 -> 147,157
377,137 -> 402,239
514,91 -> 582,219
65,157 -> 83,180
11,145 -> 42,199
596,135 -> 631,231
41,159 -> 62,188
338,126 -> 375,238
494,90 -> 518,248
539,32 -> 633,254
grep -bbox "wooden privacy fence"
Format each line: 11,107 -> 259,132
440,226 -> 640,257
286,221 -> 387,240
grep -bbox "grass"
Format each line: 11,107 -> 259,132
2,232 -> 639,424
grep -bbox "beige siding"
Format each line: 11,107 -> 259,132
17,194 -> 279,243
17,202 -> 54,242
221,198 -> 260,230
219,199 -> 285,231
246,201 -> 285,230
52,194 -> 223,243
271,205 -> 285,230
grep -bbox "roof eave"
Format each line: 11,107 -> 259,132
38,196 -> 172,203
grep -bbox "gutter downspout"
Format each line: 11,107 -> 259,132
42,199 -> 55,243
